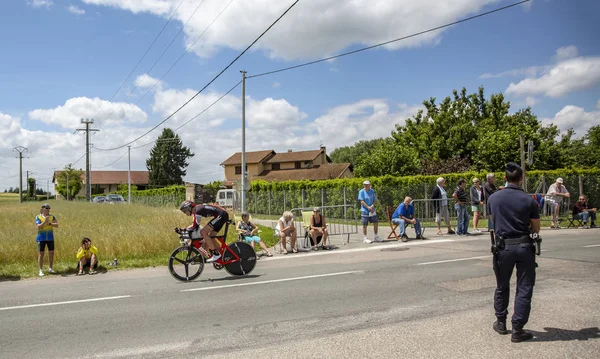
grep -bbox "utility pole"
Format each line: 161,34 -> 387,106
77,119 -> 99,202
128,145 -> 131,204
13,146 -> 28,203
26,170 -> 29,197
240,70 -> 247,212
66,172 -> 69,201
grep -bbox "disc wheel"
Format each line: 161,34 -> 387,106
223,241 -> 257,276
168,246 -> 204,281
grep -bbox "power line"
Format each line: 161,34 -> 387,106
94,0 -> 187,127
248,0 -> 531,79
97,0 -> 207,127
134,0 -> 237,106
95,0 -> 300,152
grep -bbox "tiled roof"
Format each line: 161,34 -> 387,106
53,171 -> 149,185
263,150 -> 323,164
220,150 -> 275,166
252,163 -> 352,181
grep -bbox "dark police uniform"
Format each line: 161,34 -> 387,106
487,183 -> 539,330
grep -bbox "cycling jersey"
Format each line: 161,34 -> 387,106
190,204 -> 229,232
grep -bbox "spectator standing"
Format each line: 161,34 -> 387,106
453,179 -> 470,235
470,178 -> 485,233
546,177 -> 570,228
431,177 -> 455,235
76,237 -> 98,275
35,203 -> 58,277
483,173 -> 501,231
276,211 -> 297,254
391,196 -> 424,241
358,180 -> 382,243
572,195 -> 597,229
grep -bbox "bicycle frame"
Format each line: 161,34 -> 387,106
211,221 -> 242,266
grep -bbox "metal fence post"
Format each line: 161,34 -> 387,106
343,187 -> 347,219
268,190 -> 271,216
284,189 -> 286,211
302,188 -> 305,209
579,174 -> 584,196
321,188 -> 325,211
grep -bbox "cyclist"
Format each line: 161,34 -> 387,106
179,200 -> 229,263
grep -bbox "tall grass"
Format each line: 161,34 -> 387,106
0,197 -> 273,279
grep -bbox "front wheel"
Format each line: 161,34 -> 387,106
168,246 -> 204,281
223,241 -> 257,276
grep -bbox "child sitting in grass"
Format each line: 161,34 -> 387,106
76,237 -> 98,275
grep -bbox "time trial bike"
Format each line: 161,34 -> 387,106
168,220 -> 257,281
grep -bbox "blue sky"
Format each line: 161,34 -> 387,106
1,0 -> 599,191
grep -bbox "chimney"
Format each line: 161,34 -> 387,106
320,145 -> 326,153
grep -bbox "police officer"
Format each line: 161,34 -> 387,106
487,162 -> 540,343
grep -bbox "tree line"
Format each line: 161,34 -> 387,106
331,87 -> 600,177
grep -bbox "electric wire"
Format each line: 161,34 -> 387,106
94,0 -> 300,152
248,0 -> 530,79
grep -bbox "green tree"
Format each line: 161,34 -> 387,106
354,138 -> 420,177
146,128 -> 194,187
26,177 -> 36,199
117,183 -> 138,192
54,164 -> 83,200
330,138 -> 385,166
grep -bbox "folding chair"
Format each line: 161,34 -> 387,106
385,206 -> 400,241
565,215 -> 584,229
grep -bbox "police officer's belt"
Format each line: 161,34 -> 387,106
503,236 -> 532,245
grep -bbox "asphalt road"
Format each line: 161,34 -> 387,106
1,229 -> 599,359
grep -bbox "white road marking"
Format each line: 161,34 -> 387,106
415,255 -> 491,266
583,244 -> 600,248
0,295 -> 131,312
264,239 -> 455,261
181,270 -> 364,292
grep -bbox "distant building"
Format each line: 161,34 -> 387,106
220,146 -> 353,186
52,170 -> 149,199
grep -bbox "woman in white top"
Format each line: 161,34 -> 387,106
277,211 -> 297,254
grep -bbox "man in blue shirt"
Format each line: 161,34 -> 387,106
487,162 -> 540,343
358,180 -> 382,243
392,196 -> 424,241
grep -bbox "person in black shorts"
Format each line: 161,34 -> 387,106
179,201 -> 229,263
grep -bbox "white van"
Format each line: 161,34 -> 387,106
216,189 -> 238,207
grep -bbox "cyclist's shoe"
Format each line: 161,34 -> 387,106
206,253 -> 221,263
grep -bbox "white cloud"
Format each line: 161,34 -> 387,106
135,74 -> 163,90
82,0 -> 497,60
554,45 -> 578,61
29,0 -> 53,9
313,100 -> 421,150
28,97 -> 148,129
541,105 -> 600,137
506,56 -> 600,98
66,5 -> 86,15
479,65 -> 548,79
525,97 -> 538,107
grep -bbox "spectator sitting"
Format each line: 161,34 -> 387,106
453,179 -> 470,235
572,195 -> 597,229
76,237 -> 98,275
470,178 -> 485,234
431,177 -> 455,235
276,211 -> 297,254
391,196 -> 424,241
237,212 -> 273,257
309,207 -> 329,250
546,177 -> 570,228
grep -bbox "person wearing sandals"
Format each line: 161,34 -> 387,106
76,237 -> 98,275
309,207 -> 329,250
470,178 -> 485,233
276,211 -> 297,254
237,212 -> 273,257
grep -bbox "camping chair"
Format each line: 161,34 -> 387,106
385,206 -> 400,241
565,215 -> 584,229
234,213 -> 266,256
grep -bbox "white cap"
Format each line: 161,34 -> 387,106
363,180 -> 370,185
556,177 -> 564,184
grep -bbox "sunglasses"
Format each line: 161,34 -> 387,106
42,206 -> 51,209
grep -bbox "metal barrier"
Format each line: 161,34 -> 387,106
289,204 -> 358,246
410,198 -> 460,230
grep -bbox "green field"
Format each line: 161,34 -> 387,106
0,195 -> 274,280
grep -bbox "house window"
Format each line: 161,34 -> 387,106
235,166 -> 241,174
295,161 -> 301,169
304,161 -> 311,168
272,163 -> 280,170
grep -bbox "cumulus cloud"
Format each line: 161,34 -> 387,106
479,65 -> 548,79
82,0 -> 497,60
541,105 -> 600,137
28,97 -> 148,129
135,74 -> 163,90
29,0 -> 53,9
554,45 -> 578,61
66,5 -> 86,15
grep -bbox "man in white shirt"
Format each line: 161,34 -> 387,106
546,177 -> 570,228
